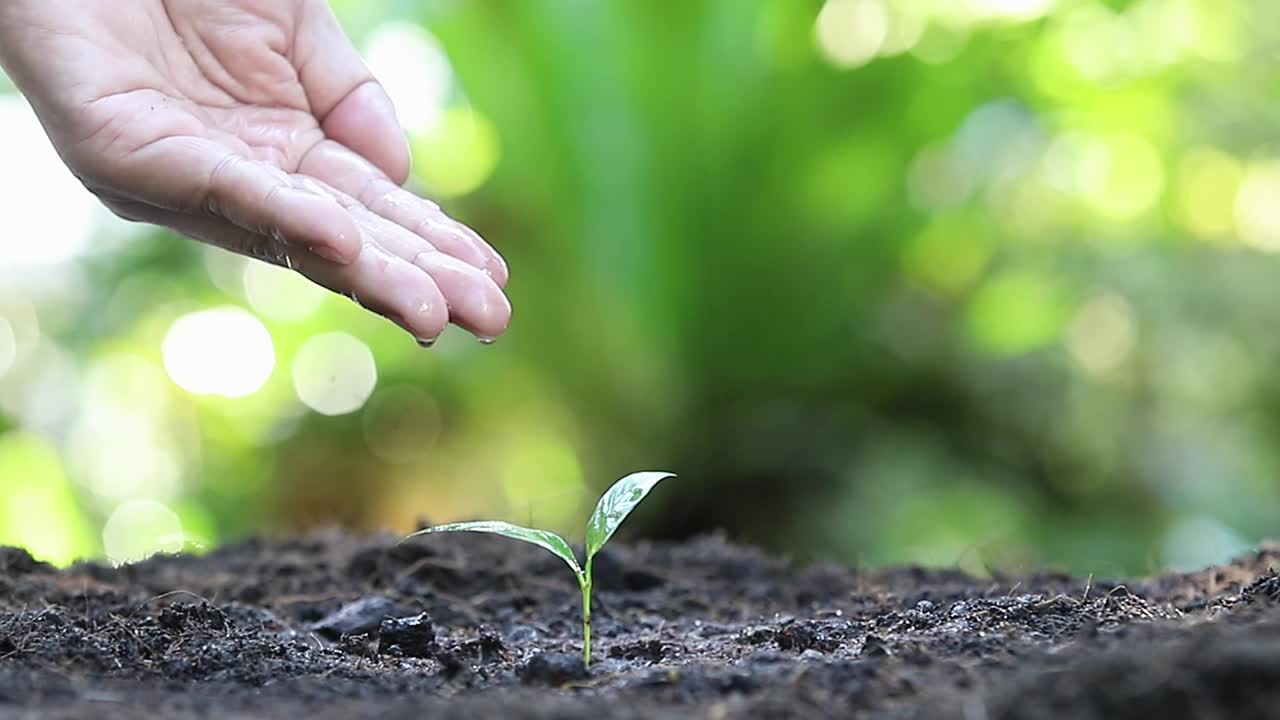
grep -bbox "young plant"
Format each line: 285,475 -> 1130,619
403,471 -> 674,668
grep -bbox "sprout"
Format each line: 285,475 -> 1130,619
404,471 -> 674,668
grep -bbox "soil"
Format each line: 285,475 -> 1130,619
1,530 -> 1278,719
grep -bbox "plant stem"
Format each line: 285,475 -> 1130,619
580,560 -> 593,668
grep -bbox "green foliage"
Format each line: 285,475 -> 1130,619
410,520 -> 581,574
405,472 -> 674,667
585,471 -> 673,559
2,0 -> 1277,575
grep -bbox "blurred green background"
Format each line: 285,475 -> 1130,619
1,0 -> 1277,576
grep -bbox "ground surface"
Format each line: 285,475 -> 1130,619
0,531 -> 1277,719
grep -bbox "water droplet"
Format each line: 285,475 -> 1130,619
416,337 -> 436,349
477,336 -> 497,345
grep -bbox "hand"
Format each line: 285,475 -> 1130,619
0,0 -> 510,344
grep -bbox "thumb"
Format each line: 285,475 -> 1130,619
295,1 -> 411,185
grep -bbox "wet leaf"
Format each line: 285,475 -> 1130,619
585,472 -> 675,560
406,521 -> 582,575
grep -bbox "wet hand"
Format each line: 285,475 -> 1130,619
0,0 -> 510,344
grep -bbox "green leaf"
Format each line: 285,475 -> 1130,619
405,521 -> 582,575
585,471 -> 675,560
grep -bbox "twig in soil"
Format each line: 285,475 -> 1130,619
392,554 -> 469,586
135,589 -> 216,611
109,613 -> 155,659
1032,593 -> 1078,613
1082,574 -> 1094,603
305,632 -> 326,651
1103,585 -> 1130,604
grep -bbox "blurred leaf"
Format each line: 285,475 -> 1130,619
966,270 -> 1072,356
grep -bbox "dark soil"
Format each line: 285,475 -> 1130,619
1,531 -> 1278,719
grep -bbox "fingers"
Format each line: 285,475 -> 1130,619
298,139 -> 509,286
293,242 -> 450,343
204,153 -> 363,264
294,0 -> 410,183
109,135 -> 508,342
334,199 -> 512,339
122,205 -> 452,342
118,136 -> 363,264
412,251 -> 511,340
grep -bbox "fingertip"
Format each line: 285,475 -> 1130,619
401,296 -> 450,343
369,246 -> 450,341
464,287 -> 512,341
292,240 -> 448,340
487,253 -> 510,289
412,250 -> 512,340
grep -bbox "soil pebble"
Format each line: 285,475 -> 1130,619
378,612 -> 436,657
519,651 -> 590,685
310,596 -> 403,639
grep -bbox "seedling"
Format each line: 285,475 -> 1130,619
403,471 -> 674,668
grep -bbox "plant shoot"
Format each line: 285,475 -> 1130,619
403,471 -> 675,668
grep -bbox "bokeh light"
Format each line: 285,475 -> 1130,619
362,385 -> 441,463
1077,133 -> 1165,221
903,219 -> 989,294
243,261 -> 327,322
1174,147 -> 1243,243
204,247 -> 250,298
292,332 -> 377,416
878,3 -> 926,56
410,107 -> 500,198
0,432 -> 94,565
68,353 -> 188,506
363,21 -> 452,133
162,307 -> 276,398
1066,292 -> 1137,377
0,95 -> 95,268
102,499 -> 184,565
0,317 -> 15,378
71,411 -> 183,504
815,0 -> 889,69
981,0 -> 1056,21
0,340 -> 81,438
966,270 -> 1069,355
1234,159 -> 1280,252
500,433 -> 585,531
908,142 -> 974,210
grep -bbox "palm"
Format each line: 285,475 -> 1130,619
0,0 -> 510,343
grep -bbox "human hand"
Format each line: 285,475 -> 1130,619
0,0 -> 510,344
